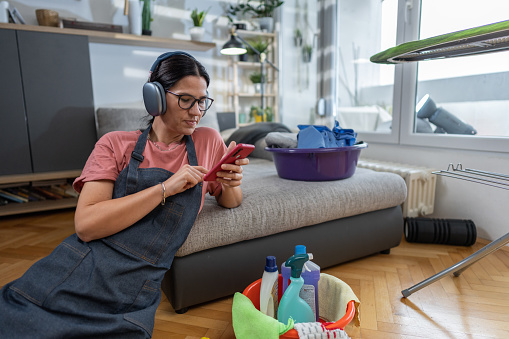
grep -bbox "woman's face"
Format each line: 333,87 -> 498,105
160,75 -> 208,136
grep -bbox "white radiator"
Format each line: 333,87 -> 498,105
357,159 -> 436,217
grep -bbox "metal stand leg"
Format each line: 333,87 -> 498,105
402,231 -> 509,298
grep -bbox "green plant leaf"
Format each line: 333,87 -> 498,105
190,7 -> 209,27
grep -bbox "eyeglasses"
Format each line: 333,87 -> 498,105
166,90 -> 214,115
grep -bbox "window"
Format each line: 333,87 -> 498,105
336,0 -> 398,140
357,0 -> 509,152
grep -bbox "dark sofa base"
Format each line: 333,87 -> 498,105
161,205 -> 403,312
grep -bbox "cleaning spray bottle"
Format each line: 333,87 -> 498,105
281,245 -> 321,321
259,256 -> 278,318
277,253 -> 315,324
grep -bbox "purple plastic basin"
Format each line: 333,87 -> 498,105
265,143 -> 368,181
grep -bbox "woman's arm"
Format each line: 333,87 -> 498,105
74,164 -> 207,242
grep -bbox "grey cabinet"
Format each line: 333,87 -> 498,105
0,28 -> 96,176
0,28 -> 96,216
0,29 -> 32,175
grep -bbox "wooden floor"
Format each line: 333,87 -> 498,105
1,210 -> 508,338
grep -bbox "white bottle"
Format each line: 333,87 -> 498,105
260,256 -> 278,318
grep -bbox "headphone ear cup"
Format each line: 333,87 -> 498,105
143,81 -> 167,116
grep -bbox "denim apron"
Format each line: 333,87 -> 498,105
0,126 -> 202,338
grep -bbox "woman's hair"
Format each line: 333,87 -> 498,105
146,54 -> 210,124
149,54 -> 210,90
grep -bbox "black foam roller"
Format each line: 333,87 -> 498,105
404,217 -> 477,246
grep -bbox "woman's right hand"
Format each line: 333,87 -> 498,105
163,164 -> 208,197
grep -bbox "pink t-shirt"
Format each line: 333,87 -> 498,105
73,127 -> 227,212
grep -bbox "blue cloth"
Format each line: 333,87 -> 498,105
297,121 -> 357,148
0,126 -> 202,338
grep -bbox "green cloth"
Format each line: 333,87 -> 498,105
232,292 -> 294,339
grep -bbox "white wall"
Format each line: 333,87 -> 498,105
88,44 -> 227,109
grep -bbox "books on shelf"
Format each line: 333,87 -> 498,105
0,182 -> 78,206
0,189 -> 28,203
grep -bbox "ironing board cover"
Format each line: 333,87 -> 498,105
370,20 -> 509,64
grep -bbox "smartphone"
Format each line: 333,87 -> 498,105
203,143 -> 255,181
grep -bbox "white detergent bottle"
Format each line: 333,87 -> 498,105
259,256 -> 278,318
281,245 -> 321,321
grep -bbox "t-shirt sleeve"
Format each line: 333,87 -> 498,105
73,133 -> 126,193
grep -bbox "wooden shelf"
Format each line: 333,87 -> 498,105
236,61 -> 273,68
0,23 -> 216,51
236,29 -> 276,39
0,170 -> 82,186
238,93 -> 276,97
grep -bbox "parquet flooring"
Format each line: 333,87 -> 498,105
1,210 -> 508,338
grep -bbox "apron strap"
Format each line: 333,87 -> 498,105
183,134 -> 198,166
126,126 -> 151,195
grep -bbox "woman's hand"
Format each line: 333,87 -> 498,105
215,141 -> 249,208
163,164 -> 208,196
215,141 -> 250,188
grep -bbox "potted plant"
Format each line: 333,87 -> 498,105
302,44 -> 313,63
226,0 -> 284,32
141,0 -> 153,36
294,28 -> 303,46
264,106 -> 273,122
246,36 -> 270,62
249,105 -> 264,123
249,71 -> 264,93
245,0 -> 284,32
189,7 -> 209,41
225,2 -> 249,23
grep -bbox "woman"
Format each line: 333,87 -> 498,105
0,51 -> 248,338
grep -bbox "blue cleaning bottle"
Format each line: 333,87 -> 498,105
277,253 -> 315,324
281,245 -> 321,321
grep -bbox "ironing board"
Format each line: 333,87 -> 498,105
370,19 -> 509,64
370,19 -> 509,297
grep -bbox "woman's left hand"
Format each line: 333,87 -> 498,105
215,141 -> 249,188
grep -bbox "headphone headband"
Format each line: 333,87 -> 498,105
149,51 -> 196,73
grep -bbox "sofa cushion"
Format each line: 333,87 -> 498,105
96,108 -> 147,139
95,107 -> 220,139
176,158 -> 407,257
